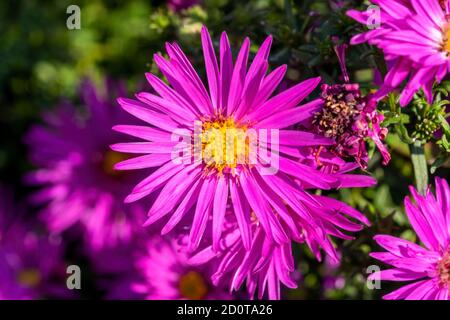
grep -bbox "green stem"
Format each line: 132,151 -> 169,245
410,141 -> 429,195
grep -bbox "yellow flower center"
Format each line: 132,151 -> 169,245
442,23 -> 450,54
200,118 -> 252,174
17,269 -> 42,288
438,249 -> 450,289
178,271 -> 208,300
102,150 -> 129,176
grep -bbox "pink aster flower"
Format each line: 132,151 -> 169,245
131,236 -> 231,300
347,0 -> 450,106
25,79 -> 146,252
323,251 -> 345,292
113,26 -> 377,253
369,177 -> 450,300
310,45 -> 390,168
0,187 -> 66,300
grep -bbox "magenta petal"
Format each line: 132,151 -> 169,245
227,37 -> 250,116
212,176 -> 229,252
112,125 -> 172,142
229,179 -> 252,250
219,32 -> 233,112
117,98 -> 178,132
201,26 -> 221,112
115,154 -> 171,170
189,177 -> 217,251
248,76 -> 321,122
161,179 -> 203,235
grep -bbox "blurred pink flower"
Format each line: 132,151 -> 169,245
131,236 -> 231,300
0,187 -> 67,299
369,177 -> 450,300
25,79 -> 147,252
323,251 -> 345,291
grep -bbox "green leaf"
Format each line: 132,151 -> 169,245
431,154 -> 450,174
410,141 -> 429,195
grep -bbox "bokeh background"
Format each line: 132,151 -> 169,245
1,0 -> 449,300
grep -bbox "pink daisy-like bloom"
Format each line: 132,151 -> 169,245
0,187 -> 66,300
131,236 -> 231,300
25,79 -> 146,252
310,45 -> 390,168
347,0 -> 450,106
113,26 -> 377,255
369,177 -> 450,300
